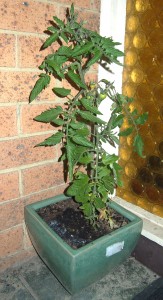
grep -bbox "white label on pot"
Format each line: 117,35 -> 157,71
106,241 -> 124,257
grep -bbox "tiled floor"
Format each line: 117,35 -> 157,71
0,255 -> 159,300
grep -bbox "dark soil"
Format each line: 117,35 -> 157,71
37,198 -> 129,250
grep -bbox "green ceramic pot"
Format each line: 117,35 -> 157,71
24,194 -> 142,294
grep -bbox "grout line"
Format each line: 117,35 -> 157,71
0,159 -> 57,174
18,275 -> 39,300
0,130 -> 55,141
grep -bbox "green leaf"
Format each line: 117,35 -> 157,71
86,50 -> 102,68
46,60 -> 65,79
42,33 -> 59,49
110,135 -> 119,145
76,127 -> 90,136
133,134 -> 145,158
60,31 -> 69,43
135,112 -> 148,125
80,98 -> 102,115
78,111 -> 106,125
119,127 -> 133,136
35,131 -> 63,147
72,42 -> 93,57
67,70 -> 86,89
70,3 -> 74,15
102,176 -> 115,193
98,184 -> 108,201
112,114 -> 124,128
53,87 -> 71,97
52,118 -> 64,126
34,106 -> 63,123
94,197 -> 105,210
72,135 -> 94,148
112,162 -> 123,187
29,74 -> 50,102
67,175 -> 89,196
66,140 -> 86,180
98,166 -> 110,179
80,202 -> 93,217
78,153 -> 93,164
102,154 -> 118,165
53,16 -> 64,28
69,122 -> 85,130
57,46 -> 73,57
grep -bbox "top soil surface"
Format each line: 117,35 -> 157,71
37,198 -> 129,249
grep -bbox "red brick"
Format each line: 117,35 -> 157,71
0,226 -> 23,258
0,106 -> 17,137
92,0 -> 101,11
0,33 -> 15,67
58,0 -> 91,9
0,0 -> 57,33
0,248 -> 35,272
0,200 -> 24,231
22,162 -> 64,195
59,7 -> 100,32
20,103 -> 58,134
0,172 -> 20,202
0,135 -> 58,170
18,35 -> 59,68
24,183 -> 68,206
0,71 -> 56,103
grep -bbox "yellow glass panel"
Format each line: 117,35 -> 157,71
126,16 -> 139,32
133,32 -> 147,48
131,68 -> 144,83
125,50 -> 137,66
152,205 -> 163,218
135,0 -> 150,12
125,162 -> 138,178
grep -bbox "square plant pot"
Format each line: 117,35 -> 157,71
25,194 -> 143,294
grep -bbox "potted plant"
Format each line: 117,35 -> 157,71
25,4 -> 148,294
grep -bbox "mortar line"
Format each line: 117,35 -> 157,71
18,275 -> 39,300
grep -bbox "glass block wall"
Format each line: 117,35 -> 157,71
117,0 -> 163,217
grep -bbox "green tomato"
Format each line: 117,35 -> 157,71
99,93 -> 107,100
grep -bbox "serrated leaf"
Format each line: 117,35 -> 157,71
110,135 -> 119,145
102,154 -> 118,165
66,139 -> 86,180
34,106 -> 63,123
53,87 -> 71,97
80,98 -> 102,115
42,33 -> 59,49
133,134 -> 145,158
72,42 -> 93,57
53,16 -> 64,28
29,74 -> 50,102
70,3 -> 74,15
86,50 -> 102,68
76,127 -> 90,136
57,46 -> 72,57
135,112 -> 148,125
46,60 -> 65,79
112,162 -> 123,187
35,131 -> 63,147
112,114 -> 124,129
72,135 -> 94,148
78,153 -> 93,164
67,70 -> 86,89
69,122 -> 85,130
52,118 -> 64,126
60,31 -> 69,43
94,197 -> 105,210
67,175 -> 89,196
80,202 -> 93,217
102,176 -> 115,193
119,127 -> 133,136
78,111 -> 106,125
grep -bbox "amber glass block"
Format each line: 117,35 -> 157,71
123,83 -> 136,97
120,0 -> 163,217
141,10 -> 157,32
138,48 -> 156,69
152,205 -> 163,218
131,178 -> 144,196
150,122 -> 163,142
136,83 -> 152,102
125,162 -> 138,178
153,85 -> 163,105
148,155 -> 162,171
133,32 -> 147,48
126,15 -> 139,32
148,28 -> 163,49
146,185 -> 160,202
125,50 -> 137,67
135,0 -> 150,12
137,198 -> 152,211
146,66 -> 162,85
138,167 -> 153,183
131,68 -> 144,83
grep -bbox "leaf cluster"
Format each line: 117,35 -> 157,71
29,4 -> 147,226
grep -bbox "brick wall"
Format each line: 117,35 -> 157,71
0,0 -> 101,271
